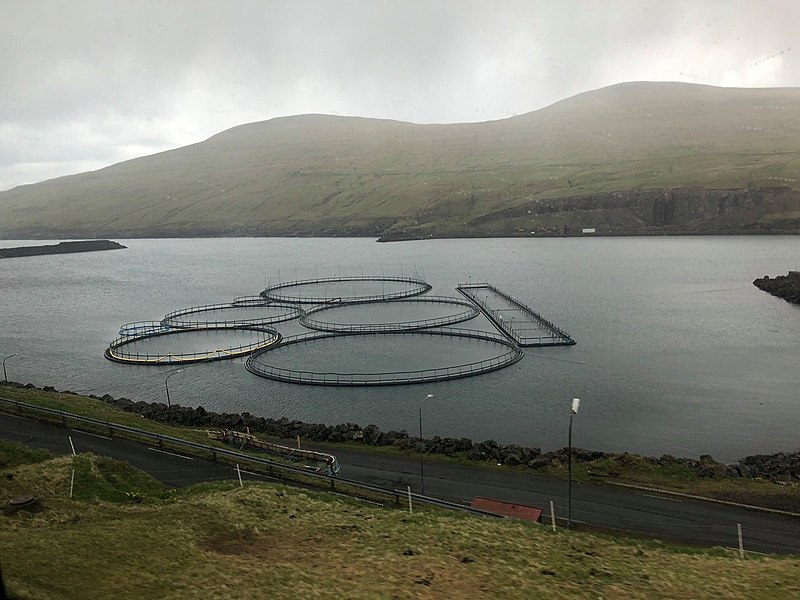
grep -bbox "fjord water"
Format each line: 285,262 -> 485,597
1,237 -> 798,462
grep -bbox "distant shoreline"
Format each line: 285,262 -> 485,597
375,230 -> 800,242
0,240 -> 126,259
0,231 -> 797,244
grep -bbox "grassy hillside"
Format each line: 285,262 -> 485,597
1,82 -> 799,238
2,444 -> 799,600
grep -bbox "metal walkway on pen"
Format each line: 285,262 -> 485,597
456,283 -> 576,347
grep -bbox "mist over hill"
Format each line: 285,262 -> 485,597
1,81 -> 799,240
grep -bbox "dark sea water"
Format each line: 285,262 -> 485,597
1,236 -> 798,462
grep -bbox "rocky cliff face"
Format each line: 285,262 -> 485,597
463,186 -> 800,236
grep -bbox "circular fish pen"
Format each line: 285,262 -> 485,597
261,276 -> 432,304
300,296 -> 479,333
231,295 -> 272,306
162,302 -> 302,329
105,325 -> 281,365
118,321 -> 171,337
245,328 -> 523,386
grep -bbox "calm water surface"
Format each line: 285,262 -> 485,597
1,236 -> 798,461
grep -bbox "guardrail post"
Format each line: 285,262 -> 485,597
330,478 -> 335,491
737,523 -> 744,558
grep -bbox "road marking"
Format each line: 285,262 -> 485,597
71,429 -> 113,441
642,494 -> 682,502
147,447 -> 194,460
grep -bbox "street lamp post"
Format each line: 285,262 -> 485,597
164,369 -> 183,427
419,393 -> 434,495
568,397 -> 580,530
2,353 -> 19,383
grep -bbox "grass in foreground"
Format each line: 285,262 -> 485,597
1,445 -> 799,600
0,440 -> 52,469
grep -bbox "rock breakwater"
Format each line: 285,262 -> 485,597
7,382 -> 797,484
753,271 -> 800,304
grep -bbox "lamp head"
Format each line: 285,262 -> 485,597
571,398 -> 581,414
166,368 -> 183,379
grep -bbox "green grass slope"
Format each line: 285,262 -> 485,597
1,82 -> 799,238
2,442 -> 799,599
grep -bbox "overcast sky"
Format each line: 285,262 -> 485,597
2,0 -> 798,191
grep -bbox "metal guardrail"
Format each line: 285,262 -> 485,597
0,397 -> 503,520
207,429 -> 340,476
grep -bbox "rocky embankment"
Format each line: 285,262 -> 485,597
753,271 -> 800,304
11,383 -> 795,483
0,240 -> 126,259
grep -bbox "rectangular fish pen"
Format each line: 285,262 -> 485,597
457,283 -> 575,347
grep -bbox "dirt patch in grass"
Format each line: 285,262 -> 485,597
199,518 -> 494,599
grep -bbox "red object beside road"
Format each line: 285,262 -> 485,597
470,497 -> 543,523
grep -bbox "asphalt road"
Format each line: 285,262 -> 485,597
3,412 -> 799,554
0,412 -> 276,487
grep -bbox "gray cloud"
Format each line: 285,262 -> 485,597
1,0 -> 798,190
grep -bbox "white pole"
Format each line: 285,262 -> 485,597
737,523 -> 744,558
236,464 -> 243,488
407,485 -> 413,515
68,436 -> 76,456
69,468 -> 75,499
550,500 -> 556,532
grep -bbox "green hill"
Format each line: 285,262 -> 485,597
1,81 -> 799,239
